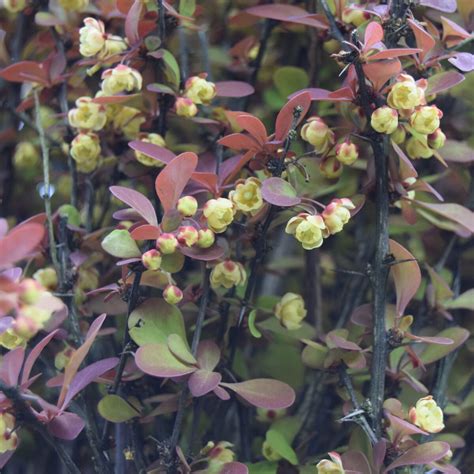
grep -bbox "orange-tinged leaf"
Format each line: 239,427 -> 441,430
274,91 -> 312,141
441,16 -> 472,48
384,442 -> 450,472
364,22 -> 384,50
362,59 -> 401,91
367,48 -> 422,61
235,114 -> 268,144
0,223 -> 44,268
407,19 -> 436,62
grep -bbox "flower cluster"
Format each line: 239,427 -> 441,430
79,18 -> 127,59
175,74 -> 217,118
371,74 -> 445,159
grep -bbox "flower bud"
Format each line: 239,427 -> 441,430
76,157 -> 99,174
134,133 -> 166,167
320,155 -> 343,179
141,249 -> 162,270
0,328 -> 25,350
3,0 -> 26,12
102,36 -> 127,59
208,441 -> 235,464
410,105 -> 443,135
300,116 -> 335,154
285,213 -> 326,250
197,228 -> 215,248
176,226 -> 199,247
79,18 -> 106,57
387,75 -> 424,110
262,440 -> 282,461
54,345 -> 74,370
203,198 -> 236,233
33,267 -> 58,291
342,5 -> 370,26
13,142 -> 40,169
371,106 -> 399,134
229,177 -> 263,214
163,285 -> 183,305
19,279 -> 44,305
177,196 -> 198,217
210,260 -> 247,289
58,0 -> 88,11
322,198 -> 355,235
157,233 -> 179,254
68,97 -> 107,131
406,136 -> 433,159
101,65 -> 142,96
175,97 -> 198,118
428,128 -> 446,149
316,452 -> 345,474
408,396 -> 445,433
390,125 -> 407,145
275,292 -> 307,330
0,413 -> 18,454
70,133 -> 101,163
335,141 -> 359,166
184,76 -> 217,105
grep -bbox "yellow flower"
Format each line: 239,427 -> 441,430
101,65 -> 142,96
176,226 -> 199,247
275,292 -> 307,330
70,133 -> 101,163
341,6 -> 370,26
387,75 -> 425,110
0,413 -> 18,454
406,135 -> 433,159
262,440 -> 282,461
320,155 -> 343,179
13,142 -> 40,169
229,177 -> 263,214
390,125 -> 407,145
301,116 -> 335,154
163,285 -> 183,305
33,267 -> 58,291
102,36 -> 127,59
58,0 -> 88,11
410,105 -> 443,135
68,97 -> 107,131
316,452 -> 345,474
134,133 -> 166,167
0,328 -> 26,350
197,228 -> 215,248
175,97 -> 198,118
3,0 -> 26,12
428,128 -> 446,149
203,198 -> 236,233
141,249 -> 162,270
184,76 -> 217,105
210,261 -> 247,289
335,141 -> 359,166
371,106 -> 398,134
285,213 -> 326,250
112,106 -> 145,139
208,441 -> 235,470
76,157 -> 99,174
177,196 -> 198,217
322,198 -> 355,236
157,233 -> 178,254
79,18 -> 106,57
409,396 -> 445,433
55,345 -> 74,370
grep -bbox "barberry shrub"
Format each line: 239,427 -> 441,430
0,0 -> 472,473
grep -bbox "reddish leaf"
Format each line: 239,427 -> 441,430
405,334 -> 453,345
367,48 -> 422,61
91,94 -> 139,105
448,53 -> 474,72
220,379 -> 295,409
235,114 -> 268,144
407,19 -> 436,61
218,133 -> 261,151
196,340 -> 221,371
47,411 -> 85,440
0,347 -> 24,386
180,243 -> 226,261
125,0 -> 143,44
188,369 -> 222,397
246,4 -> 309,21
420,0 -> 456,12
0,223 -> 45,269
364,22 -> 384,50
384,442 -> 450,472
0,61 -> 49,85
222,150 -> 255,185
215,81 -> 255,98
286,13 -> 328,30
290,87 -> 354,102
155,152 -> 198,212
261,177 -> 301,207
389,239 -> 421,316
326,333 -> 361,351
341,451 -> 371,474
130,224 -> 161,240
426,71 -> 465,95
385,412 -> 428,436
190,172 -> 218,194
213,386 -> 231,401
414,202 -> 474,234
362,59 -> 401,91
110,186 -> 158,227
218,462 -> 249,474
441,16 -> 472,48
274,91 -> 311,141
128,140 -> 176,165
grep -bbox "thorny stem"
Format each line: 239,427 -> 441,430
0,381 -> 81,474
34,89 -> 59,271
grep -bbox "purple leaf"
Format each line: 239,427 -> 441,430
109,186 -> 158,227
47,411 -> 85,440
448,53 -> 474,72
124,0 -> 143,44
261,177 -> 301,207
21,330 -> 59,384
384,442 -> 451,472
0,450 -> 15,468
61,357 -> 119,410
420,0 -> 456,12
341,451 -> 371,474
0,347 -> 24,385
373,440 -> 387,472
218,462 -> 249,474
220,379 -> 295,409
128,140 -> 176,165
215,81 -> 254,98
213,386 -> 231,400
246,4 -> 309,21
426,71 -> 465,96
196,340 -> 221,371
326,333 -> 361,351
180,243 -> 226,261
188,369 -> 222,397
274,91 -> 311,141
385,412 -> 428,437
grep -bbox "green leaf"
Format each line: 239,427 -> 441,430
101,229 -> 141,259
266,429 -> 298,465
273,66 -> 309,98
179,0 -> 195,16
160,251 -> 185,273
167,334 -> 195,365
128,298 -> 186,346
58,204 -> 81,227
301,340 -> 328,370
270,416 -> 302,444
443,288 -> 474,310
420,327 -> 469,365
161,49 -> 180,88
248,310 -> 262,338
248,461 -> 278,474
98,395 -> 140,423
426,265 -> 454,304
